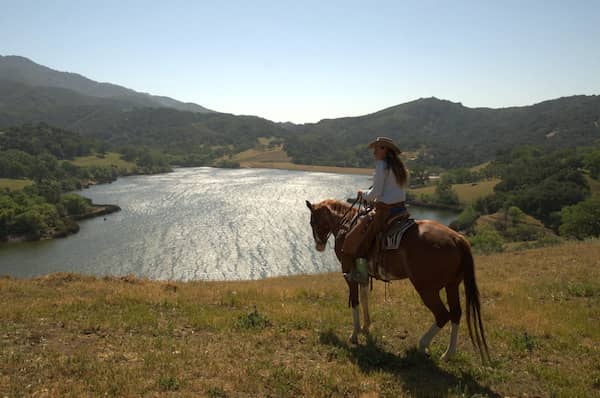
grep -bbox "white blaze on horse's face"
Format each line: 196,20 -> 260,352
306,201 -> 330,252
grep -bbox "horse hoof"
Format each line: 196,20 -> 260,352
418,344 -> 430,356
349,335 -> 358,344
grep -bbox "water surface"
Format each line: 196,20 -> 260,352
0,168 -> 458,280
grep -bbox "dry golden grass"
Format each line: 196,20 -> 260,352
410,179 -> 500,206
229,140 -> 372,175
233,146 -> 292,164
470,162 -> 491,172
0,178 -> 33,191
70,152 -> 136,172
1,240 -> 599,397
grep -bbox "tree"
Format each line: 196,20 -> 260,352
559,196 -> 600,239
584,149 -> 600,179
450,205 -> 479,233
410,164 -> 429,186
61,194 -> 92,215
435,180 -> 459,205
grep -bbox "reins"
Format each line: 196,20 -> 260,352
318,197 -> 361,246
335,196 -> 368,235
337,197 -> 360,230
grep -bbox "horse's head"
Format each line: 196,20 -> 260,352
306,200 -> 334,252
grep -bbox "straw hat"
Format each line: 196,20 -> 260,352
367,137 -> 402,155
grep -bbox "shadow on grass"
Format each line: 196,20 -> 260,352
319,330 -> 500,397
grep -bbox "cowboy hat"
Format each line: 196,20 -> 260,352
367,137 -> 402,155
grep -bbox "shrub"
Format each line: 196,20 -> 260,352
559,196 -> 600,239
236,307 -> 271,330
450,206 -> 479,233
435,180 -> 459,205
470,225 -> 504,254
61,194 -> 92,215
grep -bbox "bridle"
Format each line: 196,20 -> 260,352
311,196 -> 366,246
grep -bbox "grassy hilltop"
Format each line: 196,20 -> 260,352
1,241 -> 599,397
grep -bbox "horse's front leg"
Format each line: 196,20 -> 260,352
360,282 -> 371,334
345,278 -> 360,344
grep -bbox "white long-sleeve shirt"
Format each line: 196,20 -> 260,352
363,160 -> 406,204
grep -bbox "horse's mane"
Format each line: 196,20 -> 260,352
315,199 -> 359,218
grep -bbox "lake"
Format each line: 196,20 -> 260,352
0,167 -> 459,280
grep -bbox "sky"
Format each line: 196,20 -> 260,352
1,0 -> 599,123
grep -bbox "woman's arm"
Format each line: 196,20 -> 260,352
362,161 -> 386,202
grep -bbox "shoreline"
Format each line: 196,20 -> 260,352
238,161 -> 372,175
2,204 -> 121,244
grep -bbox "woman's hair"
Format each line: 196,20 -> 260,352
384,150 -> 409,187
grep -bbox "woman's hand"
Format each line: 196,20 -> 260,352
357,190 -> 363,201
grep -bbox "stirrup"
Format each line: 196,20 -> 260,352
344,258 -> 369,284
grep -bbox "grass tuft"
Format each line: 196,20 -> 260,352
511,332 -> 539,353
158,375 -> 181,391
566,282 -> 600,298
207,386 -> 228,397
235,307 -> 272,330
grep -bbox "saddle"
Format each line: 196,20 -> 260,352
367,216 -> 416,281
382,216 -> 416,250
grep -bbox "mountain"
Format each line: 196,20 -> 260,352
0,79 -> 284,156
0,55 -> 214,113
283,96 -> 600,168
1,55 -> 599,169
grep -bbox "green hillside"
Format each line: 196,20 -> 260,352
284,96 -> 600,168
1,56 -> 599,169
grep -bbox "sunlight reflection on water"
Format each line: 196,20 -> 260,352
0,167 -> 458,281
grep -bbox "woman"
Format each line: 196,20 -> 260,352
341,137 -> 409,276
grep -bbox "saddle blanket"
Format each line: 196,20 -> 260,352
384,218 -> 416,250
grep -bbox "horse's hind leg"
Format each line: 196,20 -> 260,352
417,289 -> 450,355
441,282 -> 462,361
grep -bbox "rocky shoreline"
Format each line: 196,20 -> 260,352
71,204 -> 121,221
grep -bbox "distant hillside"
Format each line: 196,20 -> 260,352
0,80 -> 285,156
284,96 -> 600,168
1,55 -> 599,169
0,55 -> 213,113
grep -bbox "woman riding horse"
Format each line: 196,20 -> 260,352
342,137 -> 409,277
306,137 -> 490,362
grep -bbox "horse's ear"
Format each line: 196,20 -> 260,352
305,200 -> 313,211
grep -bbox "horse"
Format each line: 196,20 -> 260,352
306,198 -> 490,362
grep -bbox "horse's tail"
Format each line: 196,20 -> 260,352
459,236 -> 490,363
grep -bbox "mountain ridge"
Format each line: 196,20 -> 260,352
0,55 -> 214,114
1,55 -> 599,168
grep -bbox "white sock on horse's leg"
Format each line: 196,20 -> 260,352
441,322 -> 459,361
360,284 -> 370,333
419,323 -> 441,354
350,307 -> 360,344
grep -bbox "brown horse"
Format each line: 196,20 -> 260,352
306,199 -> 489,362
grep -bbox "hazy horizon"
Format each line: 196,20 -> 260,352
2,0 -> 599,123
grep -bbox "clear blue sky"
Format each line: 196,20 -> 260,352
2,0 -> 599,123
